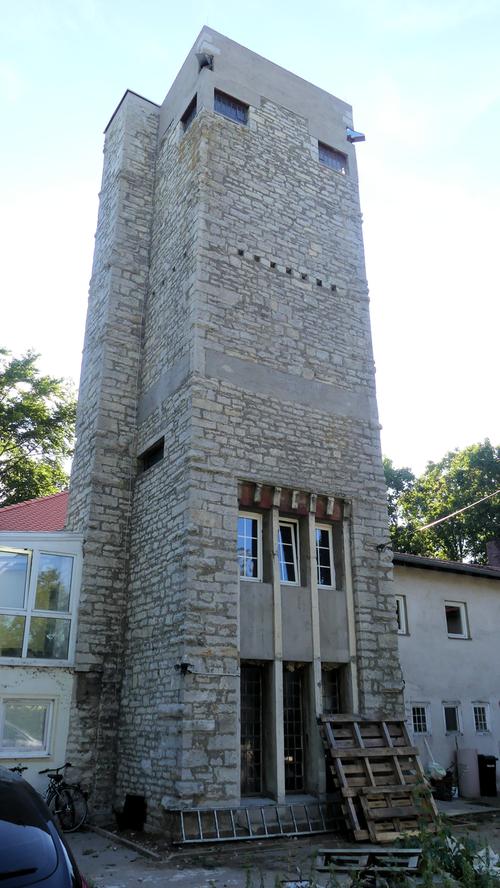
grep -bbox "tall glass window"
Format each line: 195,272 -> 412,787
278,520 -> 299,584
237,513 -> 261,580
315,525 -> 335,588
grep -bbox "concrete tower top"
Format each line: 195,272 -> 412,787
106,28 -> 357,166
160,27 -> 355,151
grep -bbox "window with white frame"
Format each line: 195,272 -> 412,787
473,702 -> 490,733
0,547 -> 77,663
443,703 -> 462,734
278,519 -> 299,585
445,601 -> 469,638
0,697 -> 53,757
315,524 -> 335,588
237,513 -> 262,581
395,595 -> 408,634
411,703 -> 430,734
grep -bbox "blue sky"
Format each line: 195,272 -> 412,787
2,0 -> 499,473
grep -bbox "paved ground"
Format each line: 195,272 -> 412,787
69,830 -> 340,887
68,799 -> 500,888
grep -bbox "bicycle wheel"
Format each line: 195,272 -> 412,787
47,787 -> 75,831
60,784 -> 88,832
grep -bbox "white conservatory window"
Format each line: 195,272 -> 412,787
0,546 -> 79,664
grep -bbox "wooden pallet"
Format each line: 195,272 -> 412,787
319,714 -> 438,843
316,845 -> 421,874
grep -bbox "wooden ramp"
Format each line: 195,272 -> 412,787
319,714 -> 438,843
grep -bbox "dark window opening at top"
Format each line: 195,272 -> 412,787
139,438 -> 164,473
214,89 -> 248,125
318,142 -> 347,175
181,95 -> 197,131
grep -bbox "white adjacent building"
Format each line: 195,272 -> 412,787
0,493 -> 83,792
395,552 -> 500,792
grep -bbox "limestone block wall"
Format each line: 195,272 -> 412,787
192,100 -> 402,717
69,28 -> 403,824
65,91 -> 159,813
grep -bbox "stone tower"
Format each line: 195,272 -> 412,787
67,28 -> 403,825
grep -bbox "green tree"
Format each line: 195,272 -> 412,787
0,349 -> 76,508
384,441 -> 500,563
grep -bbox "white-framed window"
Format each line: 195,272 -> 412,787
395,595 -> 408,635
315,524 -> 335,588
473,702 -> 490,733
278,519 -> 300,585
0,546 -> 79,664
445,601 -> 469,638
0,697 -> 53,758
411,703 -> 431,735
443,702 -> 462,734
237,512 -> 262,581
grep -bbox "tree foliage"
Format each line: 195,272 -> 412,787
384,441 -> 500,564
0,349 -> 76,508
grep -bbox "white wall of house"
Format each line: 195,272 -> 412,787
0,531 -> 82,792
395,563 -> 500,791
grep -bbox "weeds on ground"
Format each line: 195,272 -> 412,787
398,821 -> 500,887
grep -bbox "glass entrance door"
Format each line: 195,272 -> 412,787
240,664 -> 263,796
283,666 -> 305,792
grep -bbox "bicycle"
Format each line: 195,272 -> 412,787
38,762 -> 88,832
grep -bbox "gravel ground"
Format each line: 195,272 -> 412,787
68,809 -> 500,888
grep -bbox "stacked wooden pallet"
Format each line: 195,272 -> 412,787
320,714 -> 438,843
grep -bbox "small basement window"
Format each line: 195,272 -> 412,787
318,142 -> 347,174
181,95 -> 197,131
139,438 -> 164,473
445,602 -> 468,638
214,89 -> 248,124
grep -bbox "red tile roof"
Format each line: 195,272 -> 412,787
0,491 -> 69,532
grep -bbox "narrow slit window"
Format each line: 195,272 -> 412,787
278,520 -> 299,585
318,142 -> 347,174
139,438 -> 164,473
395,595 -> 408,634
214,89 -> 248,124
181,95 -> 197,131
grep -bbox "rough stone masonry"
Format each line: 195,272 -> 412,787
66,27 -> 403,826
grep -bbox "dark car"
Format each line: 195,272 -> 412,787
0,767 -> 89,887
